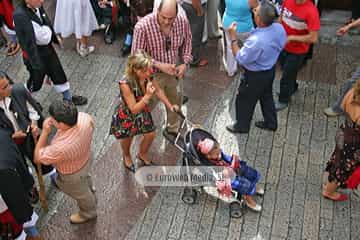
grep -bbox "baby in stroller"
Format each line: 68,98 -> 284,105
197,138 -> 264,212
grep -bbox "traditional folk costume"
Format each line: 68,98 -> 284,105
0,82 -> 53,175
0,0 -> 20,56
0,129 -> 38,240
13,3 -> 70,96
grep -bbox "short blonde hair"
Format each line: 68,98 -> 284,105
125,50 -> 152,85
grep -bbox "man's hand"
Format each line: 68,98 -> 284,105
175,64 -> 187,79
12,130 -> 26,140
31,123 -> 40,140
228,22 -> 237,40
42,117 -> 54,135
157,62 -> 177,76
192,0 -> 204,16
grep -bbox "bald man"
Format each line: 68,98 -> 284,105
132,0 -> 192,136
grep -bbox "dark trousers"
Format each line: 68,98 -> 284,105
353,0 -> 360,19
17,134 -> 54,175
182,2 -> 206,65
235,67 -> 277,131
24,46 -> 67,93
278,51 -> 306,103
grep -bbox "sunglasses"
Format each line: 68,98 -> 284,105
165,36 -> 171,52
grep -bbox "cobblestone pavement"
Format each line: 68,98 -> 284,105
124,52 -> 360,239
2,6 -> 360,238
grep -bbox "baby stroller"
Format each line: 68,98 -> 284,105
163,112 -> 245,218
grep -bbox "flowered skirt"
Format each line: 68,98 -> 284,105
110,101 -> 155,139
326,121 -> 360,188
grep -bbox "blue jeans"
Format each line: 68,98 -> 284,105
332,67 -> 360,113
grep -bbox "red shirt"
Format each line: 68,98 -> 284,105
131,13 -> 192,65
281,0 -> 320,54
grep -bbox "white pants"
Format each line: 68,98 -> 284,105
202,0 -> 221,42
224,29 -> 249,76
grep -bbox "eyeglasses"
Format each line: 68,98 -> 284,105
165,36 -> 171,52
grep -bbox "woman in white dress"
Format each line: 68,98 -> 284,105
54,0 -> 99,57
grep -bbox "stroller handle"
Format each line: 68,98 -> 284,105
174,109 -> 186,120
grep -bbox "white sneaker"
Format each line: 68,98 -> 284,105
256,187 -> 265,196
98,24 -> 107,30
245,200 -> 262,212
77,45 -> 95,57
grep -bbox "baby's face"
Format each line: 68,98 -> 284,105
206,145 -> 221,161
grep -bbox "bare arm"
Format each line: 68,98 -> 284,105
287,31 -> 318,44
152,79 -> 174,110
120,83 -> 153,115
337,18 -> 360,36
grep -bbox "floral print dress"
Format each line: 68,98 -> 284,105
326,119 -> 360,188
110,78 -> 155,139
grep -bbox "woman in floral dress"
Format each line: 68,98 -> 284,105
323,78 -> 360,201
110,50 -> 179,172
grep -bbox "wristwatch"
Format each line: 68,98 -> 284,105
231,39 -> 237,44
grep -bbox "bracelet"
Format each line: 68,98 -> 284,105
231,39 -> 237,44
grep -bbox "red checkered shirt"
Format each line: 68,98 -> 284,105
131,13 -> 192,65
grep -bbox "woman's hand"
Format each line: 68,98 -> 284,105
145,81 -> 156,96
170,104 -> 180,112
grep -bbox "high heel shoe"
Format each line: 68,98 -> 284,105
136,154 -> 155,166
123,157 -> 135,173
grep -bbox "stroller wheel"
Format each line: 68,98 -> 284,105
229,202 -> 243,218
181,187 -> 197,205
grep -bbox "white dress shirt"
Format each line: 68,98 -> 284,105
0,97 -> 40,131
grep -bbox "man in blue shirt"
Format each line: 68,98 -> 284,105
226,0 -> 287,134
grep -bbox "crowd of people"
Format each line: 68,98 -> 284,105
0,0 -> 359,239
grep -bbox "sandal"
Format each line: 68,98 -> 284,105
6,42 -> 20,56
137,154 -> 155,166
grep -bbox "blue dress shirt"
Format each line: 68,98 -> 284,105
235,22 -> 287,72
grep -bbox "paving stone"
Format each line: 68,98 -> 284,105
302,200 -> 320,240
287,226 -> 302,240
226,217 -> 243,240
210,227 -> 228,240
167,201 -> 189,239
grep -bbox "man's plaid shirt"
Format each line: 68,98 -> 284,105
131,12 -> 192,65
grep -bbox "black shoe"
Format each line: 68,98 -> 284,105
276,83 -> 299,96
182,96 -> 189,104
121,45 -> 131,57
254,121 -> 277,131
226,124 -> 249,134
72,95 -> 88,106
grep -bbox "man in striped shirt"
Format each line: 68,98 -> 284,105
132,0 -> 192,135
34,100 -> 97,224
